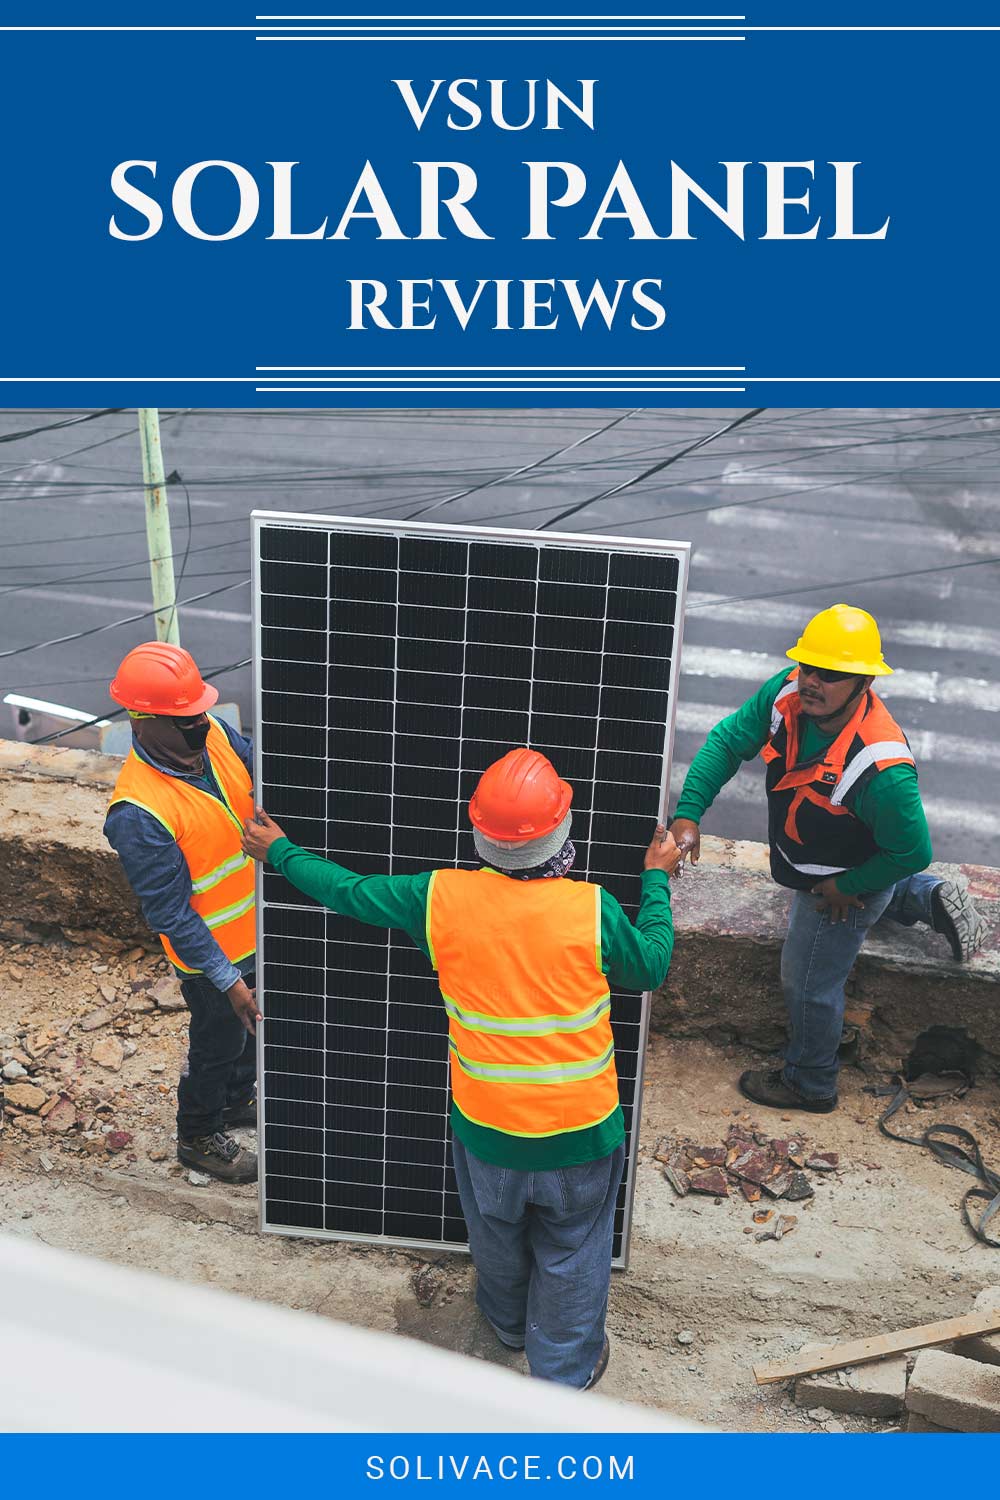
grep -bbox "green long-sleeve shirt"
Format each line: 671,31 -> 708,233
674,669 -> 933,897
267,836 -> 673,1169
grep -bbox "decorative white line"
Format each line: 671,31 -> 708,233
257,35 -> 746,40
255,384 -> 748,392
255,364 -> 746,371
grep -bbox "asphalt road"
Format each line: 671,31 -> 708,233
2,406 -> 998,867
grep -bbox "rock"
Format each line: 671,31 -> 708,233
187,1170 -> 210,1186
19,1115 -> 44,1134
807,1407 -> 834,1423
762,1171 -> 793,1198
38,1152 -> 54,1172
151,977 -> 186,1012
4,1081 -> 48,1113
80,1008 -> 115,1033
148,1147 -> 168,1162
690,1146 -> 727,1167
91,1036 -> 125,1072
676,1330 -> 695,1346
784,1172 -> 815,1201
2,1060 -> 28,1081
122,1041 -> 138,1058
664,1164 -> 691,1196
125,947 -> 146,964
106,1130 -> 133,1153
45,1097 -> 77,1133
806,1152 -> 839,1172
149,1063 -> 166,1075
125,993 -> 156,1015
688,1167 -> 729,1197
824,1420 -> 846,1434
97,981 -> 118,1004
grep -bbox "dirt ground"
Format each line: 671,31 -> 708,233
3,930 -> 1000,1432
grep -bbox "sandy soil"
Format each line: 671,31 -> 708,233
3,932 -> 999,1431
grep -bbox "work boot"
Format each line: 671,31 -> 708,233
583,1335 -> 611,1392
931,880 -> 985,962
177,1130 -> 258,1184
222,1090 -> 258,1128
739,1068 -> 837,1114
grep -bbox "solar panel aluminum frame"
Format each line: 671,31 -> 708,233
252,510 -> 690,1268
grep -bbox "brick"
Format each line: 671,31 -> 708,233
907,1349 -> 1000,1432
955,1288 -> 1000,1368
794,1343 -> 907,1418
906,1412 -> 956,1433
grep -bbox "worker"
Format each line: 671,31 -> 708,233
670,604 -> 985,1115
103,643 -> 260,1184
241,747 -> 682,1390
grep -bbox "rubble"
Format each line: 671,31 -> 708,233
150,977 -> 186,1012
956,1287 -> 1000,1368
906,1349 -> 1000,1433
656,1122 -> 836,1211
4,1082 -> 48,1113
91,1036 -> 125,1072
795,1342 -> 907,1417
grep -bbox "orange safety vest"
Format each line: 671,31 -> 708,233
426,868 -> 619,1138
108,716 -> 256,973
761,669 -> 915,890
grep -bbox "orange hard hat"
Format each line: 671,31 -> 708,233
469,748 -> 572,843
109,642 -> 219,716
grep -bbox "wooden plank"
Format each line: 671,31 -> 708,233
753,1307 -> 1000,1385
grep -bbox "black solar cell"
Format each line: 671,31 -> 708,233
254,514 -> 687,1264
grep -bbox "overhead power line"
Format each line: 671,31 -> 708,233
538,407 -> 768,531
0,408 -> 124,445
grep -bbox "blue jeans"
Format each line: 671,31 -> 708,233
451,1137 -> 626,1389
782,873 -> 940,1100
176,970 -> 257,1138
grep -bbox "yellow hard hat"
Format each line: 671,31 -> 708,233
786,603 -> 893,676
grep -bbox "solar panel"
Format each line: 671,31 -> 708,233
252,513 -> 689,1266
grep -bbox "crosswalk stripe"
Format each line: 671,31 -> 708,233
686,592 -> 1000,659
703,502 -> 1000,559
673,699 -> 1000,771
668,761 -> 1000,840
680,645 -> 1000,713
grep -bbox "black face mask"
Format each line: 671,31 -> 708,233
174,717 -> 210,751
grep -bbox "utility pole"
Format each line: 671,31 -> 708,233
137,408 -> 180,645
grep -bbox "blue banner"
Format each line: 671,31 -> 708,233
2,1434 -> 999,1491
2,3 -> 999,404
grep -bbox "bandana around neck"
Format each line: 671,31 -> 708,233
499,838 -> 577,882
129,712 -> 208,776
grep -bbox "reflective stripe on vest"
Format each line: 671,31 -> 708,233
107,716 -> 255,972
427,868 -> 619,1138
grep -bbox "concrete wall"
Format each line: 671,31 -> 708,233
2,738 -> 998,1065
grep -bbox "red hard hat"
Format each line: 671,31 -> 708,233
109,642 -> 219,715
469,748 -> 572,843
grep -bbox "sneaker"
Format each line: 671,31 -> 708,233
738,1068 -> 838,1114
222,1091 -> 258,1129
931,881 -> 985,962
583,1335 -> 610,1392
177,1130 -> 258,1184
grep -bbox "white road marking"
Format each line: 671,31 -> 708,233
674,699 -> 1000,769
704,502 -> 1000,558
13,588 -> 252,624
687,591 -> 1000,659
681,644 -> 1000,712
668,761 -> 1000,839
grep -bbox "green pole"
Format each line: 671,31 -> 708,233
137,407 -> 180,645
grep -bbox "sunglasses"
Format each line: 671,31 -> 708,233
797,663 -> 857,685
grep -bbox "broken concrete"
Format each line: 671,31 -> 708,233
905,1412 -> 956,1433
907,1349 -> 1000,1432
955,1287 -> 1000,1368
795,1342 -> 907,1418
